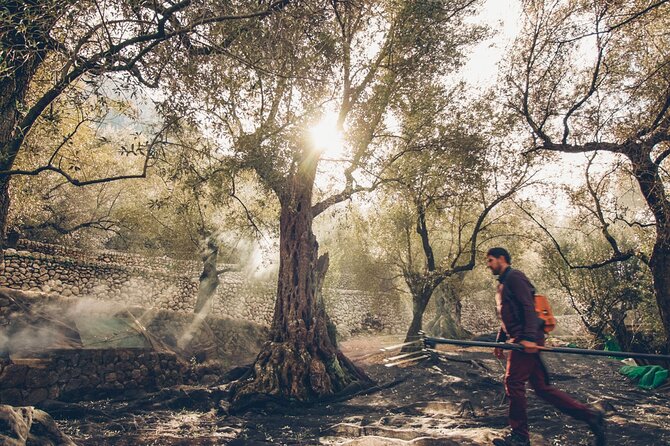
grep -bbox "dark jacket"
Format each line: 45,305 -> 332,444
496,267 -> 543,344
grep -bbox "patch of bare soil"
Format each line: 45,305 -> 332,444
53,335 -> 670,445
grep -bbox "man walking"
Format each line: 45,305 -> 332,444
486,247 -> 606,446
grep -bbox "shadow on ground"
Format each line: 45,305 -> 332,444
54,335 -> 670,445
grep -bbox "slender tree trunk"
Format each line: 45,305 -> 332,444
177,236 -> 222,354
402,288 -> 431,352
193,236 -> 220,315
230,154 -> 371,411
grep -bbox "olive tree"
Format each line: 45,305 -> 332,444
507,0 -> 670,348
0,0 -> 290,244
160,0 -> 487,408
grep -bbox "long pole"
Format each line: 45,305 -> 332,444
422,335 -> 670,362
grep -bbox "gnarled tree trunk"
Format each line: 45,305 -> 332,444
230,155 -> 371,411
1,1 -> 63,241
401,281 -> 433,352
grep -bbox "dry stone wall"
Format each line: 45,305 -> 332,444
0,287 -> 268,406
16,240 -> 203,276
0,249 -> 197,310
0,349 -> 184,406
1,242 -> 413,337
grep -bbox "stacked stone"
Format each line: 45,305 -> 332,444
210,271 -> 247,320
16,240 -> 74,258
0,286 -> 269,406
460,291 -> 498,335
0,349 -> 184,406
323,289 -> 412,338
234,282 -> 274,326
0,250 -> 200,312
1,242 -> 419,337
0,293 -> 14,329
92,252 -> 202,276
17,239 -> 203,277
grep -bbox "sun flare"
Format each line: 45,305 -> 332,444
309,113 -> 345,158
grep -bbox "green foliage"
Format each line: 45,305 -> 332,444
540,232 -> 661,350
317,205 -> 397,293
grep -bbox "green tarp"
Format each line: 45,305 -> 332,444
619,365 -> 668,389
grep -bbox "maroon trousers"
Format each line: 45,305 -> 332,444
505,349 -> 592,438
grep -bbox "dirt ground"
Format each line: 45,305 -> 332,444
53,335 -> 670,445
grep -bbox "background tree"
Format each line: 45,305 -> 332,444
370,88 -> 533,348
378,148 -> 530,347
8,101 -> 151,247
148,129 -> 277,317
0,0 -> 291,248
541,238 -> 657,352
516,153 -> 662,350
506,0 -> 670,349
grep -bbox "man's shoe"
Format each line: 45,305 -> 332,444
586,408 -> 607,446
492,432 -> 531,446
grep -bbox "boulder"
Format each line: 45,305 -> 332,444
0,404 -> 77,445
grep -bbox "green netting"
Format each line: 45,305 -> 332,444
76,313 -> 152,349
619,365 -> 669,389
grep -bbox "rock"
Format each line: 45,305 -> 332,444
0,405 -> 31,445
105,373 -> 117,383
26,369 -> 57,388
0,404 -> 78,445
0,365 -> 29,388
0,389 -> 25,406
197,373 -> 219,385
25,388 -> 48,406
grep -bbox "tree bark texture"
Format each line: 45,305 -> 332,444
628,149 -> 670,351
0,180 -> 9,253
0,1 -> 61,240
230,153 -> 371,410
650,241 -> 670,352
402,285 -> 431,352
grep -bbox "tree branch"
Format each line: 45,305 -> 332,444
558,0 -> 670,44
2,0 -> 293,174
516,201 -> 636,270
655,147 -> 670,166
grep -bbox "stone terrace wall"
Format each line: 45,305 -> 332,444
325,289 -> 411,338
16,239 -> 205,277
0,287 -> 268,405
1,243 -> 413,337
1,249 -> 197,310
0,350 -> 184,406
0,288 -> 267,365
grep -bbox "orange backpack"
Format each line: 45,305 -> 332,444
535,294 -> 556,333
